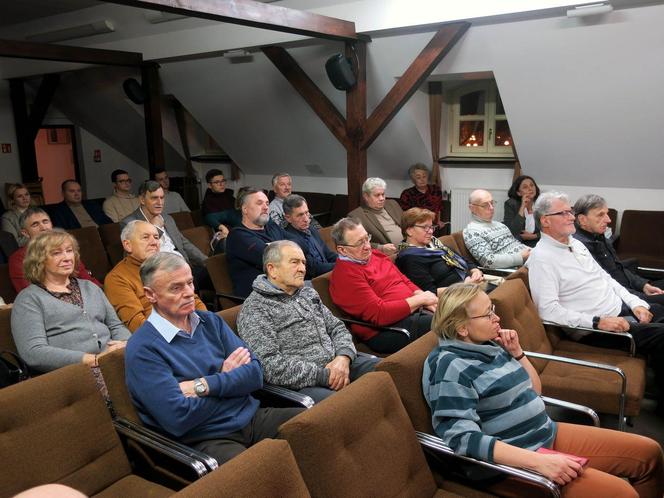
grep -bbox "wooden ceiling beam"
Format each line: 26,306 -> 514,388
0,39 -> 142,66
360,22 -> 469,150
106,0 -> 357,41
262,45 -> 349,149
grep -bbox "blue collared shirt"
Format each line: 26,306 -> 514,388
147,308 -> 201,343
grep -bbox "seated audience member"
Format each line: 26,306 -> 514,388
125,252 -> 303,465
238,241 -> 377,402
329,217 -> 438,354
527,191 -> 664,408
503,175 -> 541,247
226,187 -> 297,298
11,229 -> 130,373
121,180 -> 208,277
49,180 -> 112,229
153,169 -> 190,214
104,220 -> 206,332
396,208 -> 484,296
268,173 -> 293,228
348,177 -> 403,256
573,194 -> 664,305
9,207 -> 101,292
284,194 -> 337,278
201,168 -> 241,230
1,183 -> 32,246
424,282 -> 664,497
398,163 -> 444,222
463,189 -> 530,268
102,169 -> 140,223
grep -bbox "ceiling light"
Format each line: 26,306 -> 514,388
566,3 -> 613,18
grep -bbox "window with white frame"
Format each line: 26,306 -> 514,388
447,81 -> 514,158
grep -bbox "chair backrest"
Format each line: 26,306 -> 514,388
489,278 -> 552,372
0,263 -> 17,303
504,265 -> 529,291
0,306 -> 17,355
607,208 -> 618,232
97,349 -> 141,424
98,223 -> 124,266
206,253 -> 237,310
317,226 -> 336,252
171,211 -> 196,231
278,371 -> 438,498
68,226 -> 111,281
450,231 -> 476,262
617,210 -> 664,267
173,439 -> 310,498
437,234 -> 459,253
181,226 -> 212,257
189,209 -> 203,227
375,332 -> 438,433
329,194 -> 349,225
0,364 -> 132,497
218,305 -> 242,333
311,271 -> 346,318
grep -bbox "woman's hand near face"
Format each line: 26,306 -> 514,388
494,329 -> 522,357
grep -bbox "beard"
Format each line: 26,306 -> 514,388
254,213 -> 269,227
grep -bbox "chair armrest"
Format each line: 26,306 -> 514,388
339,317 -> 410,338
540,396 -> 600,427
416,432 -> 561,498
637,266 -> 664,276
542,320 -> 636,356
257,384 -> 315,409
524,350 -> 627,430
113,418 -> 217,477
478,266 -> 517,275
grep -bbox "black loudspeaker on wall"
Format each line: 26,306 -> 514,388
122,78 -> 146,105
325,53 -> 357,91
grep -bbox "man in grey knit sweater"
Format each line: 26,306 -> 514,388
238,240 -> 378,402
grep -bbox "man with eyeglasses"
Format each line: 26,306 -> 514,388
284,194 -> 337,278
201,168 -> 241,232
527,191 -> 664,411
103,169 -> 140,222
329,217 -> 438,354
463,189 -> 530,268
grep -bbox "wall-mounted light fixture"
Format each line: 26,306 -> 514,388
26,20 -> 115,43
566,2 -> 613,18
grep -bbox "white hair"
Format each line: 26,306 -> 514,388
362,177 -> 386,194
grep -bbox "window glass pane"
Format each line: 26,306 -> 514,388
496,90 -> 505,115
459,90 -> 486,116
459,120 -> 484,147
494,120 -> 512,147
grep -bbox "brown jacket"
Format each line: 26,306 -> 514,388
348,199 -> 403,248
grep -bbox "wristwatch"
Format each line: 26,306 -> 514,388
592,316 -> 600,330
194,378 -> 207,397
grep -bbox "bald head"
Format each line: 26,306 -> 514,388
468,189 -> 495,222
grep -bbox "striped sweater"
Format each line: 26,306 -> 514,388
422,339 -> 556,463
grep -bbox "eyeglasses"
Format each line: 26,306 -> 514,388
471,201 -> 496,209
413,224 -> 434,232
544,210 -> 575,218
469,304 -> 497,320
339,233 -> 372,248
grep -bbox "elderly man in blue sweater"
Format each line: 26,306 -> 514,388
125,252 -> 302,465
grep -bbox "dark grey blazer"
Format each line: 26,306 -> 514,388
121,208 -> 207,266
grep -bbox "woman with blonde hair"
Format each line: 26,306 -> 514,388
423,283 -> 664,497
2,183 -> 32,246
11,229 -> 130,374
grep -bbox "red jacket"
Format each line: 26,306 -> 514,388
329,250 -> 420,340
9,246 -> 102,293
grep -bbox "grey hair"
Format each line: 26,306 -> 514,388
271,173 -> 291,187
283,194 -> 306,216
331,217 -> 361,246
573,194 -> 607,217
236,186 -> 262,209
19,207 -> 49,229
262,240 -> 301,273
468,189 -> 489,205
138,180 -> 162,197
408,163 -> 429,178
140,252 -> 189,287
120,219 -> 152,242
362,177 -> 386,194
533,191 -> 571,226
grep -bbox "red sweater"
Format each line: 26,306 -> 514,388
329,250 -> 420,340
9,246 -> 102,293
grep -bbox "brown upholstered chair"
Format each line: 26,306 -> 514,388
189,209 -> 203,227
181,226 -> 213,257
0,306 -> 16,355
280,371 -> 503,498
0,263 -> 17,303
206,253 -> 245,310
450,230 -> 475,262
68,226 -> 111,281
617,210 -> 664,268
491,278 -> 646,428
317,225 -> 336,252
171,211 -> 195,231
98,222 -> 124,266
447,231 -> 517,276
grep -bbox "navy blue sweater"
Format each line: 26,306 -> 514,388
125,311 -> 262,444
286,225 -> 337,278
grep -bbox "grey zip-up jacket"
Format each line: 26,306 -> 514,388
238,275 -> 356,389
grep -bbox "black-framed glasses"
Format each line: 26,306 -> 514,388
414,224 -> 434,232
544,210 -> 575,218
469,304 -> 497,320
339,233 -> 372,248
471,200 -> 496,209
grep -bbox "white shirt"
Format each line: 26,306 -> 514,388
526,232 -> 647,336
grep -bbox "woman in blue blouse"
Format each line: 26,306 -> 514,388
423,283 -> 663,497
